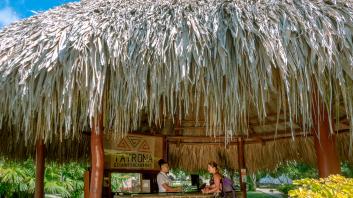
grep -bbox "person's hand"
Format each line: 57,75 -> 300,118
201,187 -> 209,194
172,187 -> 182,192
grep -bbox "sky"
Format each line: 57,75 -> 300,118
0,0 -> 78,28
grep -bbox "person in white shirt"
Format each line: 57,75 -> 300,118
156,159 -> 182,193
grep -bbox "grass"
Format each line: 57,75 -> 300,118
247,192 -> 276,198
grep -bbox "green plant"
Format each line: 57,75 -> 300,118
111,173 -> 140,192
341,162 -> 353,178
0,159 -> 86,197
0,160 -> 33,197
61,162 -> 86,197
277,183 -> 295,194
272,161 -> 318,180
170,168 -> 189,181
288,175 -> 353,198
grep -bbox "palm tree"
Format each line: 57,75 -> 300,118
44,180 -> 71,198
0,159 -> 87,197
0,160 -> 33,197
61,162 -> 86,197
44,162 -> 72,197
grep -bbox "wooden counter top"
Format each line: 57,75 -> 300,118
113,192 -> 214,198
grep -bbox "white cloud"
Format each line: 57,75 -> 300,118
0,6 -> 20,27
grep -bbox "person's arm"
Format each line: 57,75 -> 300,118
203,174 -> 221,193
162,183 -> 182,192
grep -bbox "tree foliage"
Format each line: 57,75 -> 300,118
0,159 -> 87,197
271,161 -> 318,179
341,162 -> 353,178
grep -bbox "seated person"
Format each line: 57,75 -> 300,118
202,161 -> 222,194
157,159 -> 182,193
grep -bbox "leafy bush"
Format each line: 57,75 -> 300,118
247,175 -> 256,191
272,161 -> 318,180
288,175 -> 353,198
277,183 -> 295,194
0,159 -> 86,197
341,162 -> 353,178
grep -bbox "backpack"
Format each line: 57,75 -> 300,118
221,177 -> 234,192
221,177 -> 236,198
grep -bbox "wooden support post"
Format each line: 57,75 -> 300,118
312,90 -> 340,178
163,137 -> 168,161
35,138 -> 45,198
84,170 -> 90,198
237,137 -> 246,198
90,114 -> 104,198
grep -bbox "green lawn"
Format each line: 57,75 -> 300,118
247,192 -> 276,198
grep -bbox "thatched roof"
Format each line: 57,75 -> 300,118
0,0 -> 352,153
0,126 -> 90,162
168,133 -> 352,173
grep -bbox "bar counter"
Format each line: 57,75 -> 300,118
114,193 -> 214,198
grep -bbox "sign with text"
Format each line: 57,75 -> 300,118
104,134 -> 164,170
111,152 -> 153,168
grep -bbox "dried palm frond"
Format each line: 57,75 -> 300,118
0,126 -> 89,162
168,143 -> 238,172
0,0 -> 352,151
168,133 -> 350,173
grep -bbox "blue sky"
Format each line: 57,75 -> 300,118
0,0 -> 78,27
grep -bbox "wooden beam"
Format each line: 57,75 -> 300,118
167,129 -> 303,142
106,169 -> 159,174
174,122 -> 301,132
167,129 -> 349,145
163,136 -> 169,161
238,137 -> 246,198
338,118 -> 350,125
170,142 -> 239,146
165,112 -> 287,123
90,114 -> 104,198
84,171 -> 90,198
35,138 -> 45,198
175,115 -> 182,136
248,126 -> 256,135
312,88 -> 340,178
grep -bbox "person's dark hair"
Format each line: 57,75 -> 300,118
208,161 -> 218,170
158,159 -> 168,167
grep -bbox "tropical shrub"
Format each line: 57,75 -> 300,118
277,183 -> 295,194
341,162 -> 353,178
272,161 -> 318,180
288,175 -> 353,198
0,159 -> 86,197
0,160 -> 34,197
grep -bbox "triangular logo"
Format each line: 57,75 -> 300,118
138,140 -> 150,152
128,136 -> 142,148
116,139 -> 131,151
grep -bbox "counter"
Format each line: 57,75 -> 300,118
113,193 -> 215,198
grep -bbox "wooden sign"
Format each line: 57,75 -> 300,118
104,134 -> 164,171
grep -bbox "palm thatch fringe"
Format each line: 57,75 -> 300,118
169,133 -> 350,173
337,132 -> 353,164
169,144 -> 238,172
0,127 -> 89,162
245,137 -> 316,172
0,0 -> 352,149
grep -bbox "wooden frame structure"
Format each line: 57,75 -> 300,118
0,1 -> 351,198
35,139 -> 45,198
